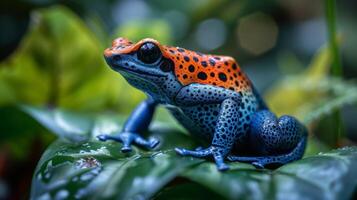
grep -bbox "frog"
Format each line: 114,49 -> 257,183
97,37 -> 307,171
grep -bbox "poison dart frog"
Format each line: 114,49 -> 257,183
98,37 -> 307,171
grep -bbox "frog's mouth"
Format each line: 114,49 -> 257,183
117,66 -> 165,77
105,54 -> 166,78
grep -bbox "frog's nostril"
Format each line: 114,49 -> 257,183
105,54 -> 121,64
112,55 -> 122,62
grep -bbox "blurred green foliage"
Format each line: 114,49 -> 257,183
0,2 -> 356,200
266,46 -> 332,119
267,45 -> 357,124
116,20 -> 172,45
0,6 -> 144,112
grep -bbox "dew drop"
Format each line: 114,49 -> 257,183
76,157 -> 101,169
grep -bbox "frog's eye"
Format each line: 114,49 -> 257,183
137,42 -> 162,64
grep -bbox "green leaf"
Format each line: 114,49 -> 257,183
29,107 -> 357,200
153,182 -> 225,200
29,107 -> 202,199
22,105 -> 93,143
276,147 -> 357,200
182,147 -> 357,199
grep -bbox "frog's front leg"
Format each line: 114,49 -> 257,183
97,97 -> 159,152
174,84 -> 243,171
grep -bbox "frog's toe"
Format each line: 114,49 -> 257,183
118,135 -> 133,152
227,155 -> 267,168
97,132 -> 159,152
195,146 -> 204,151
212,149 -> 230,171
120,145 -> 132,153
227,155 -> 280,169
134,136 -> 160,150
96,134 -> 133,152
148,137 -> 160,149
97,134 -> 108,141
175,146 -> 231,171
174,147 -> 186,155
226,155 -> 260,163
226,155 -> 234,162
217,163 -> 230,171
252,161 -> 265,169
97,134 -> 122,142
174,147 -> 212,158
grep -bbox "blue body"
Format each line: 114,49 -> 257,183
98,39 -> 307,171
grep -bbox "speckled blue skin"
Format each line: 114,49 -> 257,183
97,40 -> 307,171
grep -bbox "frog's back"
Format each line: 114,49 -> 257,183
162,46 -> 251,93
160,44 -> 267,110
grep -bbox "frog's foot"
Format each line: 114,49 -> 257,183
175,146 -> 230,171
97,132 -> 159,153
195,146 -> 204,151
226,156 -> 273,169
226,155 -> 293,169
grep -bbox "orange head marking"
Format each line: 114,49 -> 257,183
104,38 -> 167,57
104,37 -> 252,92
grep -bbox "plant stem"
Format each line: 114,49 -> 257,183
326,0 -> 342,76
325,0 -> 344,146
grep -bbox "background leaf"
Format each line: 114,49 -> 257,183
0,6 -> 144,113
265,46 -> 331,121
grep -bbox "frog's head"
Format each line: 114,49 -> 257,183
105,37 -> 249,102
104,37 -> 182,101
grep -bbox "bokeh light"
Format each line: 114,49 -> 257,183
237,12 -> 278,56
294,18 -> 326,54
112,0 -> 151,25
195,18 -> 227,51
163,10 -> 188,40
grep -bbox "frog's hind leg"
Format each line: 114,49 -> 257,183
228,110 -> 307,168
227,136 -> 306,168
